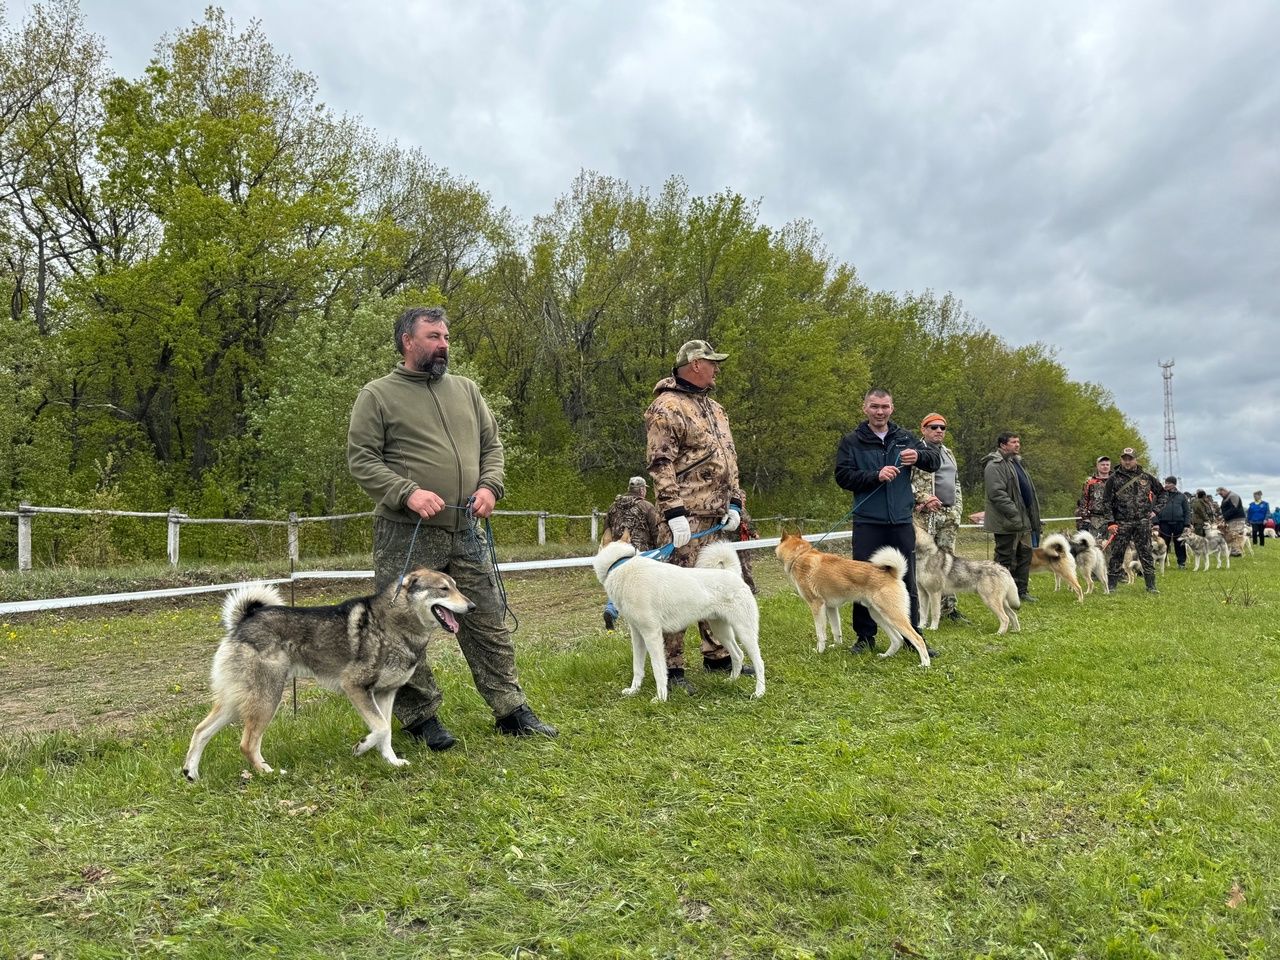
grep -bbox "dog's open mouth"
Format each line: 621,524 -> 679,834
431,605 -> 460,634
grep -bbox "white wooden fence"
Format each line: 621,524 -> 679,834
2,502 -> 836,573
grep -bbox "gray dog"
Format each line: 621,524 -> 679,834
183,569 -> 473,781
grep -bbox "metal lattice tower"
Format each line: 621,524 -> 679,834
1160,359 -> 1179,480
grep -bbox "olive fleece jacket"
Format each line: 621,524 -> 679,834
347,365 -> 504,532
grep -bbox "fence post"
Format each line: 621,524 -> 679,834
17,501 -> 32,572
167,507 -> 182,567
590,510 -> 599,543
537,512 -> 547,546
288,512 -> 300,564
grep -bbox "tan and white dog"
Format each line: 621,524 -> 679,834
593,531 -> 765,701
1030,532 -> 1083,601
775,533 -> 930,667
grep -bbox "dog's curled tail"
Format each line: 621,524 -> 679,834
867,545 -> 908,580
695,541 -> 744,576
221,583 -> 285,633
1006,575 -> 1021,610
1041,533 -> 1070,559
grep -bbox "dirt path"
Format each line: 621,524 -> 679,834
2,563 -> 790,738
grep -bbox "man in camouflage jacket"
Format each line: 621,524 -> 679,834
912,413 -> 966,621
1101,447 -> 1166,592
600,476 -> 661,629
1075,456 -> 1112,538
644,339 -> 749,694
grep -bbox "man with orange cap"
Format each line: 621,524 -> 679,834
912,413 -> 968,623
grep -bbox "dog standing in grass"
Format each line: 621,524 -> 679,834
776,533 -> 930,666
593,530 -> 765,701
914,524 -> 1021,634
183,569 -> 473,782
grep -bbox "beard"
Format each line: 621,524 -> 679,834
415,350 -> 448,379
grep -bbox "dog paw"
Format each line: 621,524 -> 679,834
621,686 -> 640,697
182,768 -> 198,783
388,757 -> 410,768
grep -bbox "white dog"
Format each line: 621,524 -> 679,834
593,534 -> 765,702
1065,530 -> 1109,594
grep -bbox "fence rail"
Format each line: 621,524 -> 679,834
6,502 -> 823,572
5,499 -> 1074,575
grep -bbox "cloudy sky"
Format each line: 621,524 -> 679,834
78,0 -> 1280,498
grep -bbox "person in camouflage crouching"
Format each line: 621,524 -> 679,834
645,338 -> 753,696
911,413 -> 968,623
1101,447 -> 1167,594
601,476 -> 662,630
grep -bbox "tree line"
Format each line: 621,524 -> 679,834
1,1 -> 1140,547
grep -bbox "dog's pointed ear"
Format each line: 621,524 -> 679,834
619,529 -> 632,544
601,527 -> 615,546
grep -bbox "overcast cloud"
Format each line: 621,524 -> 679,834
79,0 -> 1280,497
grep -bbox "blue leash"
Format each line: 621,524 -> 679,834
607,521 -> 727,574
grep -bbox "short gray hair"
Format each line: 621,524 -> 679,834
394,306 -> 447,355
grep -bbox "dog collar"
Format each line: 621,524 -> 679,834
606,555 -> 631,576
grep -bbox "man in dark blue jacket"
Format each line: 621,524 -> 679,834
835,388 -> 940,654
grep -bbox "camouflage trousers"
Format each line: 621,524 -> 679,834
919,502 -> 962,616
1225,519 -> 1248,556
373,517 -> 526,725
660,516 -> 745,670
1107,521 -> 1155,585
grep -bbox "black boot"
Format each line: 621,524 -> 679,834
703,655 -> 755,676
403,715 -> 458,752
495,704 -> 558,738
668,667 -> 696,696
1144,573 -> 1159,595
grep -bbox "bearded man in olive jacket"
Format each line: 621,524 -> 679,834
347,306 -> 556,750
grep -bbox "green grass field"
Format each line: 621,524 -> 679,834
2,540 -> 1277,958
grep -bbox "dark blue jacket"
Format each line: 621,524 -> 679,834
834,421 -> 939,525
1247,499 -> 1270,523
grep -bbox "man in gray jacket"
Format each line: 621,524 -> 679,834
347,306 -> 556,750
982,432 -> 1042,601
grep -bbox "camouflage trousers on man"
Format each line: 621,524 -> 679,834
660,516 -> 746,670
1107,520 -> 1156,587
920,502 -> 963,616
373,517 -> 526,727
1225,518 -> 1248,556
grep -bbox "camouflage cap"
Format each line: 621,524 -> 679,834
675,339 -> 729,368
1120,447 -> 1137,458
627,475 -> 647,488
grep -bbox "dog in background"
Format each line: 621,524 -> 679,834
1178,528 -> 1230,571
1065,530 -> 1109,594
776,533 -> 930,666
914,524 -> 1020,634
1030,532 -> 1083,601
183,569 -> 473,782
594,530 -> 765,701
1150,528 -> 1168,573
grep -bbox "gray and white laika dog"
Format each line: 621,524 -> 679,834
183,569 -> 473,782
914,523 -> 1021,635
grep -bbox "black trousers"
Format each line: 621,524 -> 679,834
1251,522 -> 1266,546
1157,522 -> 1188,565
851,522 -> 919,640
993,532 -> 1033,597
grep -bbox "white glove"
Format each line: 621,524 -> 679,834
720,507 -> 741,532
667,515 -> 691,548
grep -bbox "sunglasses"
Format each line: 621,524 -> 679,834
925,424 -> 947,431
